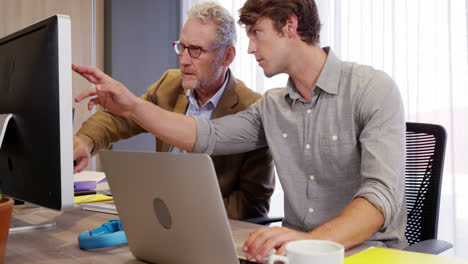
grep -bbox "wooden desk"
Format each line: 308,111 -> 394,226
5,205 -> 368,263
5,205 -> 267,264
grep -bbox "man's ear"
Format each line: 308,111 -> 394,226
284,14 -> 299,39
222,45 -> 236,66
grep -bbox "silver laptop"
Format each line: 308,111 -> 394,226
100,150 -> 258,264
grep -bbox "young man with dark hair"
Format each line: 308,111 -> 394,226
73,0 -> 407,261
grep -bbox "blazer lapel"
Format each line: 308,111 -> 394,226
173,93 -> 189,114
212,71 -> 239,119
159,92 -> 188,153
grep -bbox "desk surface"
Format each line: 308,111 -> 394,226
6,204 -> 367,264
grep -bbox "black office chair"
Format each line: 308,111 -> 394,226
245,122 -> 453,254
403,122 -> 452,254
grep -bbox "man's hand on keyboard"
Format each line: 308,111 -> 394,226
242,226 -> 312,262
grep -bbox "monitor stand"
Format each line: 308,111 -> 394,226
9,202 -> 57,232
0,113 -> 13,150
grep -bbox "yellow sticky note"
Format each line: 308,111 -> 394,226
74,194 -> 113,204
345,248 -> 467,264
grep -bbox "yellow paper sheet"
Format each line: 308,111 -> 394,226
345,248 -> 467,264
74,194 -> 113,204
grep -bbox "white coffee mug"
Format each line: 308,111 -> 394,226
267,240 -> 344,264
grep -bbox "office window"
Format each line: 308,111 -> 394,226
317,0 -> 468,257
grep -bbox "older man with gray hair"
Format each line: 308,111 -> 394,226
73,2 -> 275,220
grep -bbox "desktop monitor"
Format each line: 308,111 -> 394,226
0,15 -> 73,211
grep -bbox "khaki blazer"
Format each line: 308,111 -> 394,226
78,69 -> 275,220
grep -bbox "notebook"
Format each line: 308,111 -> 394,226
100,150 -> 260,264
74,170 -> 106,190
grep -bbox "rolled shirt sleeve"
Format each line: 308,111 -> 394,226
354,71 -> 406,231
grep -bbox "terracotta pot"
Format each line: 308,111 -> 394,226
0,197 -> 13,264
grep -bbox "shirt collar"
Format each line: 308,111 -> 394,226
186,70 -> 230,109
315,47 -> 340,95
285,47 -> 341,102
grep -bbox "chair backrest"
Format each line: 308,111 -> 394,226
405,122 -> 447,245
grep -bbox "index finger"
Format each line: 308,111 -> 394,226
72,64 -> 108,84
243,227 -> 269,251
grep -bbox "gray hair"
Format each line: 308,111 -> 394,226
187,2 -> 237,46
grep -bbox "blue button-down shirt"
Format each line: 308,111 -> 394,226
169,72 -> 229,153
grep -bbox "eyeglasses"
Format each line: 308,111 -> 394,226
173,40 -> 225,58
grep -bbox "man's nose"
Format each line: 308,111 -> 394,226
247,40 -> 255,54
180,48 -> 192,65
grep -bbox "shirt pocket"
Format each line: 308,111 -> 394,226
319,130 -> 360,183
